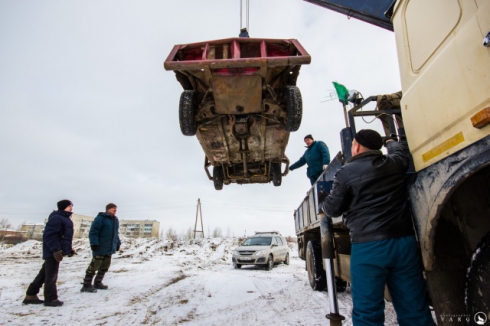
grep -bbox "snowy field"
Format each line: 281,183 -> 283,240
0,237 -> 400,325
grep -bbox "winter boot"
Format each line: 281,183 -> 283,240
80,285 -> 97,293
44,299 -> 63,307
22,295 -> 44,305
94,283 -> 108,290
94,272 -> 108,290
80,274 -> 97,293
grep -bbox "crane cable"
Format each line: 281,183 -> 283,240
240,0 -> 250,32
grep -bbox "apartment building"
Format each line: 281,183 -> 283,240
71,214 -> 95,239
119,220 -> 160,238
19,223 -> 44,240
35,215 -> 160,239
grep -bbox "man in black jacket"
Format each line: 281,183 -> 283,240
23,199 -> 75,307
319,129 -> 433,326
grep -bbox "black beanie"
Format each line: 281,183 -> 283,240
304,134 -> 314,141
354,129 -> 383,150
57,199 -> 73,211
106,203 -> 117,211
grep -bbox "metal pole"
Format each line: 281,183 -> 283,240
320,214 -> 346,326
342,104 -> 349,128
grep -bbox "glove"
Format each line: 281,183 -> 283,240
68,249 -> 76,257
91,245 -> 99,252
322,165 -> 328,170
53,250 -> 63,262
116,244 -> 120,251
318,190 -> 328,203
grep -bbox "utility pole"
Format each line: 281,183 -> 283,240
193,198 -> 204,239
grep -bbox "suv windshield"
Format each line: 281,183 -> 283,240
242,237 -> 272,246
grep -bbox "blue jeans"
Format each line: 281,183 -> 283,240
350,236 -> 434,326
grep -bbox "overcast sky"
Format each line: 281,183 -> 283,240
0,0 -> 401,237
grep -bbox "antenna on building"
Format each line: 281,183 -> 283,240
193,198 -> 204,239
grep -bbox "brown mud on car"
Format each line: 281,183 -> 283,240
164,37 -> 311,190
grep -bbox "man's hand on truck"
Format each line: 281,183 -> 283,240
318,190 -> 329,203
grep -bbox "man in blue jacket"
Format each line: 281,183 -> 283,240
289,134 -> 331,185
81,203 -> 121,293
23,199 -> 75,307
318,129 -> 434,325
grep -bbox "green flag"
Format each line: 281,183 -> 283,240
333,82 -> 349,105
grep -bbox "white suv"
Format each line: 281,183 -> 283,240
231,232 -> 290,270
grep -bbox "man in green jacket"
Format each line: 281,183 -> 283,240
80,203 -> 121,293
289,134 -> 331,185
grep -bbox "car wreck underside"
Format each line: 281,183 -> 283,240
164,37 -> 310,189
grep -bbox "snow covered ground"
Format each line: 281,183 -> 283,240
0,237 -> 401,325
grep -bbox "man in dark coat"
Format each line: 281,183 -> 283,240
318,129 -> 434,325
23,199 -> 75,307
80,203 -> 121,293
289,134 -> 331,185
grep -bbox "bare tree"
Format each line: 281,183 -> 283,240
0,218 -> 12,230
17,220 -> 26,231
185,227 -> 193,240
165,227 -> 178,241
212,227 -> 222,237
226,226 -> 231,238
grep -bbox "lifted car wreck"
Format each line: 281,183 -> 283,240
164,37 -> 311,190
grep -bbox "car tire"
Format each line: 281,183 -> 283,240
213,166 -> 224,191
306,240 -> 326,291
179,90 -> 197,136
266,255 -> 274,271
284,86 -> 302,132
284,253 -> 290,265
234,263 -> 242,269
466,232 -> 490,322
272,162 -> 282,187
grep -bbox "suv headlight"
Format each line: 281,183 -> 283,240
255,250 -> 266,256
232,250 -> 240,255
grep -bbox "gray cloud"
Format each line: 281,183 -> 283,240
0,0 -> 401,236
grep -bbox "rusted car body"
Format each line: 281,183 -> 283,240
164,37 -> 311,189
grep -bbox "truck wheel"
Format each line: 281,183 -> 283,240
213,166 -> 223,190
272,162 -> 282,186
335,277 -> 347,293
266,255 -> 274,271
284,253 -> 290,265
284,86 -> 302,132
466,232 -> 490,323
306,240 -> 326,291
179,90 -> 197,136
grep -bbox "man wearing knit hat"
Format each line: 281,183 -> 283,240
23,199 -> 75,307
318,129 -> 434,325
289,134 -> 331,185
80,203 -> 121,293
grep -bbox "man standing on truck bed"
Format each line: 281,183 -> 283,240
289,134 -> 330,185
318,129 -> 434,326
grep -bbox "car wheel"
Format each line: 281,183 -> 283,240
213,166 -> 224,191
466,232 -> 490,322
306,240 -> 326,291
284,253 -> 290,265
266,255 -> 274,271
283,86 -> 302,132
234,263 -> 242,269
272,162 -> 282,187
179,90 -> 197,136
